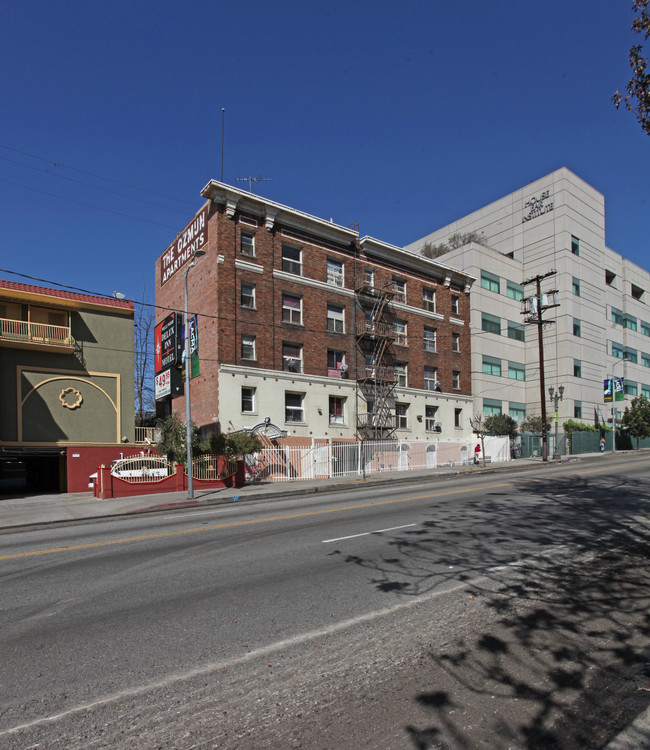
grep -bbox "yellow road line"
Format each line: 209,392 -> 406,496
1,460 -> 645,561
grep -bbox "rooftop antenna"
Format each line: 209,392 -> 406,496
221,108 -> 225,182
236,175 -> 272,193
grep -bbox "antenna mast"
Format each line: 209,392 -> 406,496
235,176 -> 273,193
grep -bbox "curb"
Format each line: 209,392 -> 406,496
0,452 -> 624,534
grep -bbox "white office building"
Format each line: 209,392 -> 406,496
406,167 -> 650,428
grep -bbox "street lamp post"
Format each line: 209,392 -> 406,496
184,248 -> 206,499
548,385 -> 564,460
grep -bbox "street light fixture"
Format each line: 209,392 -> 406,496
184,248 -> 206,499
548,385 -> 564,460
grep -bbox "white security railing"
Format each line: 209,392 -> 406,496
110,456 -> 174,483
135,426 -> 158,444
246,436 -> 510,483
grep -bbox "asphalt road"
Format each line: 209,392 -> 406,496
1,455 -> 649,749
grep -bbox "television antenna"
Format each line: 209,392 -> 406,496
235,175 -> 272,193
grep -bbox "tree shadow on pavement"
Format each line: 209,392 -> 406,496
334,472 -> 650,749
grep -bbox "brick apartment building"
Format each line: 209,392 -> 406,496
155,181 -> 474,442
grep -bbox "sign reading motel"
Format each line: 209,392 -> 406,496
160,205 -> 209,285
154,312 -> 183,373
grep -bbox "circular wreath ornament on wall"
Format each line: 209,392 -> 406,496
59,387 -> 83,410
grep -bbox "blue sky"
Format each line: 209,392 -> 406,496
1,0 -> 648,309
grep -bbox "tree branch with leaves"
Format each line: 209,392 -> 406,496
613,0 -> 650,135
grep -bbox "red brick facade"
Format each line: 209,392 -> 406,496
155,183 -> 473,439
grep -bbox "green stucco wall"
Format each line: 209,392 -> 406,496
0,307 -> 134,445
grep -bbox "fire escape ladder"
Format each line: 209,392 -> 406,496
354,279 -> 398,440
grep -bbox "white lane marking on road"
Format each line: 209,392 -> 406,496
322,523 -> 416,543
0,541 -> 575,738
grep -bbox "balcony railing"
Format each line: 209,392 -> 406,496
135,426 -> 158,444
357,411 -> 397,430
0,317 -> 74,348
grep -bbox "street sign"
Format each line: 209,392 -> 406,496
154,312 -> 183,374
154,367 -> 184,400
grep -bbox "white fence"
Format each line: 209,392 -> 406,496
245,436 -> 510,483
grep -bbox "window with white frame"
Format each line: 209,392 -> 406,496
392,277 -> 406,303
422,287 -> 436,312
395,362 -> 408,387
241,282 -> 256,309
327,350 -> 345,376
240,230 -> 255,257
424,366 -> 438,391
452,370 -> 460,390
396,403 -> 408,429
451,295 -> 459,315
423,325 -> 437,352
327,304 -> 345,333
425,405 -> 439,431
241,334 -> 256,360
393,319 -> 407,346
326,258 -> 344,287
282,244 -> 302,275
282,294 -> 302,324
364,267 -> 375,289
452,332 -> 460,352
282,343 -> 303,373
454,407 -> 462,427
329,396 -> 345,424
285,392 -> 304,423
241,387 -> 255,413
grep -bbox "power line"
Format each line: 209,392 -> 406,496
0,143 -> 197,207
0,154 -> 192,215
0,177 -> 181,230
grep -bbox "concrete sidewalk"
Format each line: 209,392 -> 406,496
0,450 -> 591,531
0,451 -> 620,532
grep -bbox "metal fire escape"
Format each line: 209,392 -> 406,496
354,277 -> 398,439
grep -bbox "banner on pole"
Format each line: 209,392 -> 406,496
604,377 -> 624,402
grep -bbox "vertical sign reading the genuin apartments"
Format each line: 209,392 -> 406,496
159,204 -> 209,285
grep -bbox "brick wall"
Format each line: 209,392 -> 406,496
155,194 -> 472,434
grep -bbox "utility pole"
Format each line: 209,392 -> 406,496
522,270 -> 559,462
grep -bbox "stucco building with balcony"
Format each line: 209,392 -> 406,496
154,182 -> 475,443
0,280 -> 135,491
